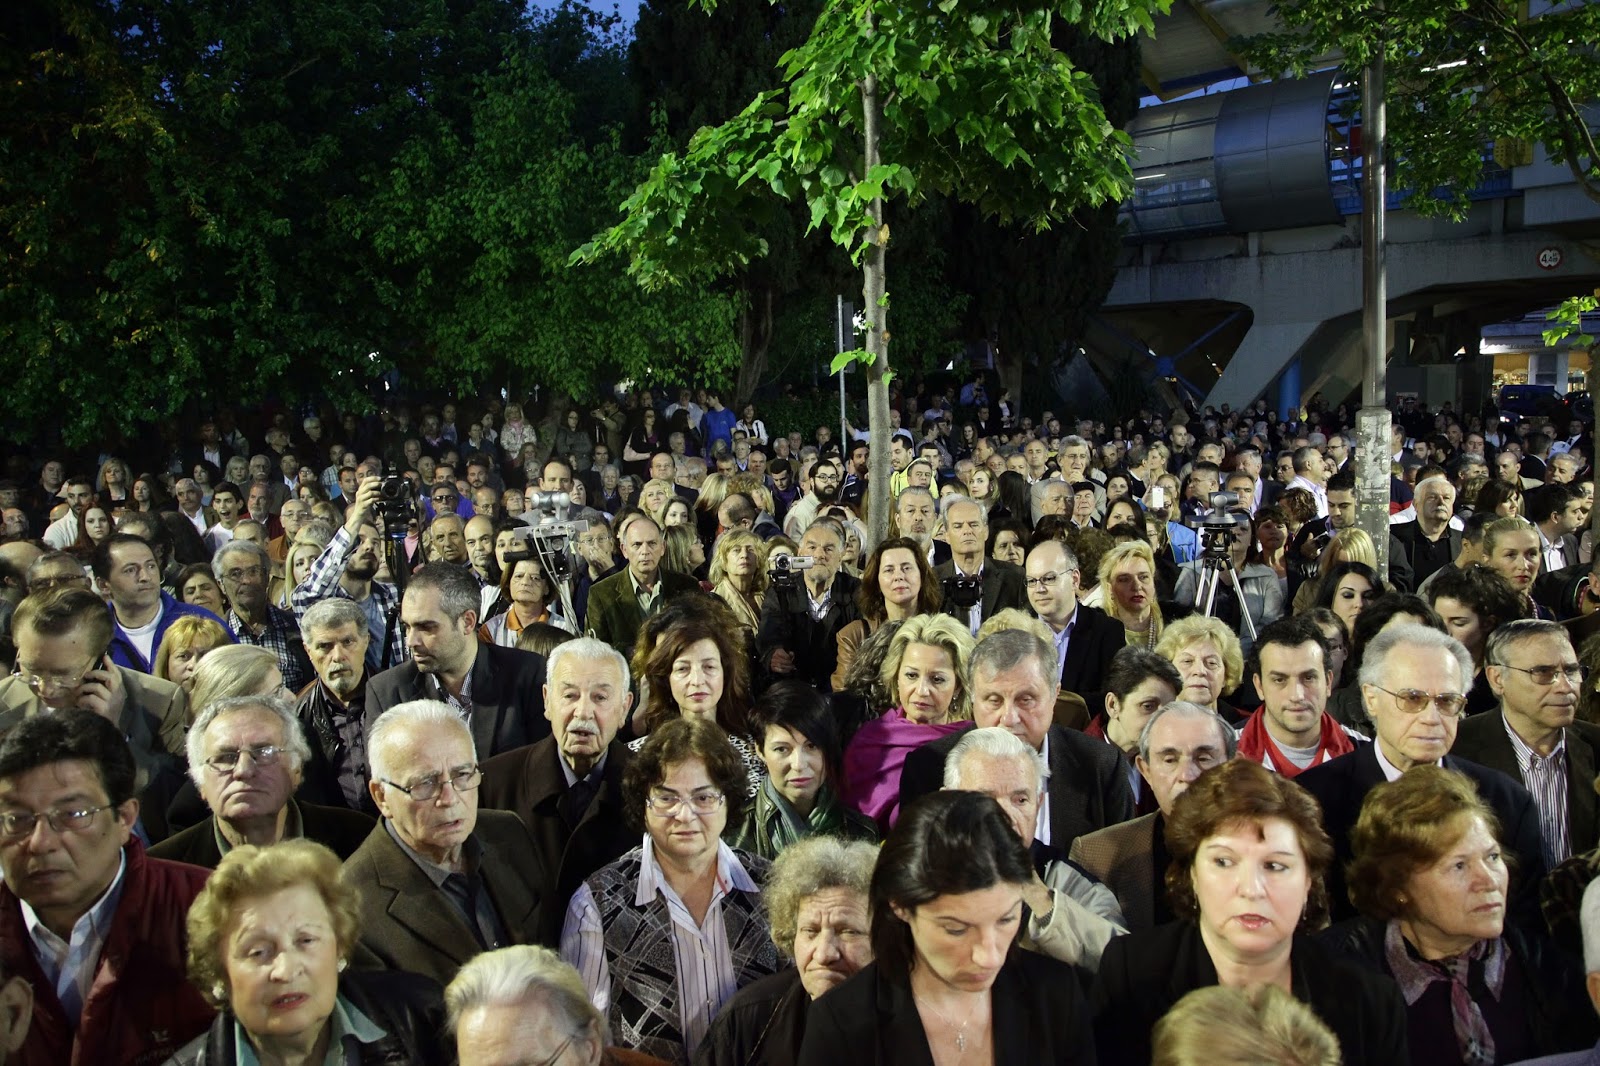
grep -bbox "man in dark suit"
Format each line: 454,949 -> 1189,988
1070,700 -> 1236,931
1297,622 -> 1547,923
346,699 -> 547,985
480,637 -> 637,940
1024,538 -> 1124,707
366,562 -> 548,760
936,495 -> 1025,636
1455,619 -> 1600,864
758,518 -> 861,691
583,513 -> 700,659
1530,481 -> 1585,577
901,629 -> 1134,861
150,693 -> 374,867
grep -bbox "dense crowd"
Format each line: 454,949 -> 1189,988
2,377 -> 1600,1065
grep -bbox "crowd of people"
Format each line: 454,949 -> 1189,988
2,378 -> 1600,1065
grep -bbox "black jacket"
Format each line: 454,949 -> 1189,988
697,968 -> 809,1066
798,951 -> 1094,1066
1320,915 -> 1597,1063
934,557 -> 1026,629
1092,922 -> 1409,1066
1053,604 -> 1126,710
1295,746 -> 1548,927
295,677 -> 376,814
899,723 -> 1134,861
148,801 -> 374,868
757,572 -> 862,691
365,641 -> 548,760
166,970 -> 449,1065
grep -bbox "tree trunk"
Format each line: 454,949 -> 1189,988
862,71 -> 891,548
734,284 -> 774,406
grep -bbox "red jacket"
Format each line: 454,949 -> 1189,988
0,838 -> 214,1066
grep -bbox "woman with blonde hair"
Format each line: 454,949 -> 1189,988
1154,614 -> 1245,718
154,615 -> 233,694
96,457 -> 133,505
1290,526 -> 1377,616
710,528 -> 768,634
661,524 -> 708,584
188,645 -> 288,721
175,839 -> 446,1064
1152,985 -> 1342,1066
1099,539 -> 1165,648
839,613 -> 974,830
640,478 -> 676,519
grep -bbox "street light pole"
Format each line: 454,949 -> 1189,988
1357,48 -> 1393,581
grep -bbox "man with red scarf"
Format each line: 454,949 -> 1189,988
1237,616 -> 1364,776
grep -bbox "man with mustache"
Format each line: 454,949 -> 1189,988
290,475 -> 402,673
479,638 -> 638,939
1455,619 -> 1600,864
295,598 -> 380,814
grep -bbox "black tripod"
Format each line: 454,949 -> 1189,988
1191,521 -> 1258,645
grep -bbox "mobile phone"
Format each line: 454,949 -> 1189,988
1150,485 -> 1166,509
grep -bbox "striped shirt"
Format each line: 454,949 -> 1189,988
21,850 -> 126,1026
1505,719 -> 1570,866
561,838 -> 758,1056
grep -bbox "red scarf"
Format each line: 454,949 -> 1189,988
1237,707 -> 1355,778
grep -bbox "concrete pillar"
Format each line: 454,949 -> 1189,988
1277,358 -> 1302,418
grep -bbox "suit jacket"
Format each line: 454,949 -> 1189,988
584,568 -> 703,657
1054,604 -> 1125,709
757,572 -> 863,691
479,736 -> 637,941
1068,811 -> 1161,932
1296,744 -> 1548,926
148,800 -> 375,868
934,557 -> 1026,628
345,810 -> 548,984
798,950 -> 1094,1066
1451,710 -> 1600,858
365,641 -> 548,759
900,724 -> 1135,857
1092,922 -> 1408,1066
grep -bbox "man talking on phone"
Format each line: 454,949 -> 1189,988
0,587 -> 189,840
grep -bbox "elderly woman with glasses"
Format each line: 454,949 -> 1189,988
563,718 -> 779,1065
170,839 -> 448,1065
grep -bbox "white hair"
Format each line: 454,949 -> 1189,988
368,699 -> 473,783
1357,623 -> 1474,693
943,726 -> 1049,791
446,945 -> 609,1044
546,637 -> 630,692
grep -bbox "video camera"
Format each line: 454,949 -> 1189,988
506,490 -> 590,583
942,574 -> 982,610
768,552 -> 815,591
1183,491 -> 1249,559
378,467 -> 415,540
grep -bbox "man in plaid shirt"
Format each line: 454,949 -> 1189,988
291,475 -> 403,675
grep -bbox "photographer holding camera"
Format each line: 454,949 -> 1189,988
757,518 -> 860,691
290,474 -> 403,674
936,496 -> 1026,636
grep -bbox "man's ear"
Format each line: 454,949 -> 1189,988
0,975 -> 32,1052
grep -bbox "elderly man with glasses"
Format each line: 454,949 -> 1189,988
1298,623 -> 1548,924
214,538 -> 314,692
344,699 -> 547,985
148,694 -> 373,868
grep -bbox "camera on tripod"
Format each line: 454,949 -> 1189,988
768,553 -> 815,591
508,491 -> 589,582
377,468 -> 415,539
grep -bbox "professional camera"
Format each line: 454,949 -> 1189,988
509,490 -> 590,583
768,553 -> 815,591
377,468 -> 414,539
943,574 -> 982,611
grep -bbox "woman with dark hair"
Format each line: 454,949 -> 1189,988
992,470 -> 1033,528
1092,759 -> 1408,1066
1248,504 -> 1291,595
729,680 -> 879,859
1326,766 -> 1592,1065
622,407 -> 662,480
555,407 -> 596,472
632,611 -> 765,797
1313,560 -> 1386,635
132,473 -> 170,513
1427,565 -> 1529,715
177,562 -> 229,618
483,555 -> 573,647
562,718 -> 779,1065
1473,480 -> 1523,519
985,515 -> 1029,568
831,536 -> 943,692
796,790 -> 1096,1065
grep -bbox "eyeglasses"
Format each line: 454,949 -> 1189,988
1025,572 -> 1074,591
645,788 -> 725,815
381,765 -> 481,802
1368,686 -> 1468,718
221,565 -> 267,582
530,1036 -> 573,1066
432,494 -> 458,504
203,745 -> 287,775
0,804 -> 114,840
28,575 -> 88,592
12,657 -> 99,695
1498,663 -> 1588,686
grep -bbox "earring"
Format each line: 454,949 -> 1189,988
338,959 -> 348,973
212,983 -> 226,1001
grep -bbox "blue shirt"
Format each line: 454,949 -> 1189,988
231,992 -> 386,1065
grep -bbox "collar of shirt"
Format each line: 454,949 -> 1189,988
21,847 -> 128,1017
558,747 -> 610,789
1035,732 -> 1053,846
425,667 -> 473,712
635,836 -> 759,909
1504,716 -> 1567,772
231,991 -> 387,1066
806,582 -> 832,620
628,568 -> 661,610
384,818 -> 482,885
1373,742 -> 1445,782
212,799 -> 304,858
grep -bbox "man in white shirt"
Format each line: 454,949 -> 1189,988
41,478 -> 95,550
